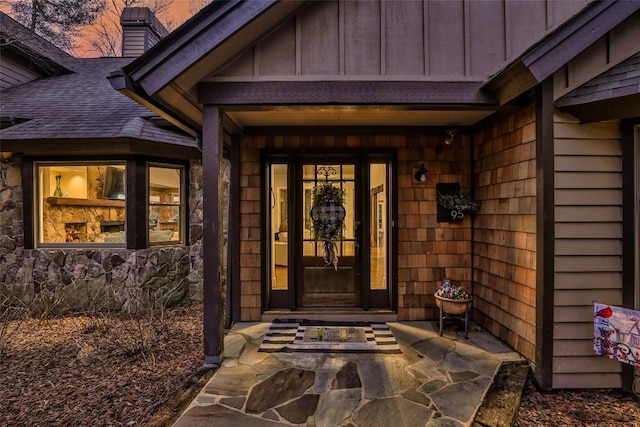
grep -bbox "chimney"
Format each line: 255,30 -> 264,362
120,7 -> 168,57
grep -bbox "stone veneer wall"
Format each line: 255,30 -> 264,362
41,165 -> 125,243
472,103 -> 537,362
239,133 -> 473,321
188,159 -> 204,299
42,203 -> 125,242
0,155 -> 204,312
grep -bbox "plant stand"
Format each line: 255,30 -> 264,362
434,295 -> 472,339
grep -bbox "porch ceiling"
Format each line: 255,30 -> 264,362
225,106 -> 495,128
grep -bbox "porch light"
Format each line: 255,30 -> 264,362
445,129 -> 457,145
414,163 -> 428,182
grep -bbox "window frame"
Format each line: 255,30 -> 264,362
34,160 -> 128,249
147,162 -> 186,246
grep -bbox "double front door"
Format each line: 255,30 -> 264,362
267,153 -> 392,310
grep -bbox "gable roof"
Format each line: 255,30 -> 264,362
111,0 -> 640,131
0,12 -> 75,76
1,57 -> 198,157
0,12 -> 199,159
555,51 -> 640,122
109,0 -> 308,130
484,1 -> 640,105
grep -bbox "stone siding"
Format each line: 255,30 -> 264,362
473,104 -> 537,362
0,155 -> 204,313
240,133 -> 473,321
42,203 -> 125,243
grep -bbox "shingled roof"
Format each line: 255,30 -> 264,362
555,51 -> 640,122
0,10 -> 198,158
0,12 -> 74,75
0,56 -> 198,156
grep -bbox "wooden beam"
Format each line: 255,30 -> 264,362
202,105 -> 224,365
230,136 -> 242,324
621,118 -> 639,392
535,77 -> 555,390
198,81 -> 496,106
127,158 -> 147,249
45,197 -> 125,207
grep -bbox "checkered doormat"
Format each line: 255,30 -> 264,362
258,319 -> 402,354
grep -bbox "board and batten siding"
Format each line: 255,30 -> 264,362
552,10 -> 640,101
210,0 -> 588,81
0,54 -> 42,90
553,111 -> 623,389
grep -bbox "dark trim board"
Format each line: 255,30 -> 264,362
484,1 -> 640,105
126,157 -> 147,249
556,94 -> 640,124
534,78 -> 555,390
621,118 -> 640,392
2,138 -> 200,160
243,125 -> 476,136
198,81 -> 496,106
229,137 -> 242,325
201,105 -> 225,364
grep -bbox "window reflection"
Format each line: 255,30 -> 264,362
370,163 -> 387,290
149,165 -> 183,244
271,164 -> 288,290
37,163 -> 126,245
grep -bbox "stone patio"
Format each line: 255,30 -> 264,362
173,320 -> 524,426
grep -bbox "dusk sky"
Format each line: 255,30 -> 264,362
1,1 -> 205,57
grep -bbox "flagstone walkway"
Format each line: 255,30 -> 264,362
173,320 -> 524,427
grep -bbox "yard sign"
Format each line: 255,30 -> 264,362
594,303 -> 640,367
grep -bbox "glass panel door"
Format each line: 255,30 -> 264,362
265,153 -> 393,311
299,162 -> 360,307
370,163 -> 387,291
270,164 -> 289,292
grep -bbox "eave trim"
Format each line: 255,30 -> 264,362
484,1 -> 640,105
198,81 -> 496,106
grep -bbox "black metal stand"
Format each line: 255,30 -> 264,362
438,304 -> 470,339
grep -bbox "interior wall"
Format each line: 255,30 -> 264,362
473,103 -> 538,362
238,131 -> 473,321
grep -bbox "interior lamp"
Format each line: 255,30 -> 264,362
414,163 -> 428,182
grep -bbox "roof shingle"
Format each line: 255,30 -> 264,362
1,57 -> 197,149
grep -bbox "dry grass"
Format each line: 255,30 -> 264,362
0,302 -> 204,427
2,301 -> 639,426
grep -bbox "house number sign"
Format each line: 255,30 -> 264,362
450,209 -> 465,221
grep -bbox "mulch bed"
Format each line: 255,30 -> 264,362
515,375 -> 640,427
3,302 -> 639,426
1,301 -> 207,427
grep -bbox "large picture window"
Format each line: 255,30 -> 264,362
149,164 -> 183,244
36,163 -> 127,246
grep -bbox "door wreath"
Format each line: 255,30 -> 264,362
310,183 -> 346,270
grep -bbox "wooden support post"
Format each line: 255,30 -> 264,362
202,105 -> 225,365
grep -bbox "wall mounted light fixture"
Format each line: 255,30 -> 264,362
445,129 -> 458,145
414,163 -> 429,182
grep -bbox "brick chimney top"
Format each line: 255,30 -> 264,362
120,7 -> 168,57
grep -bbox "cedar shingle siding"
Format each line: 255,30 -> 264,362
473,104 -> 538,362
238,133 -> 473,321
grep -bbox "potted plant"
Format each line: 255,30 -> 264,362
434,279 -> 472,315
436,191 -> 480,213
